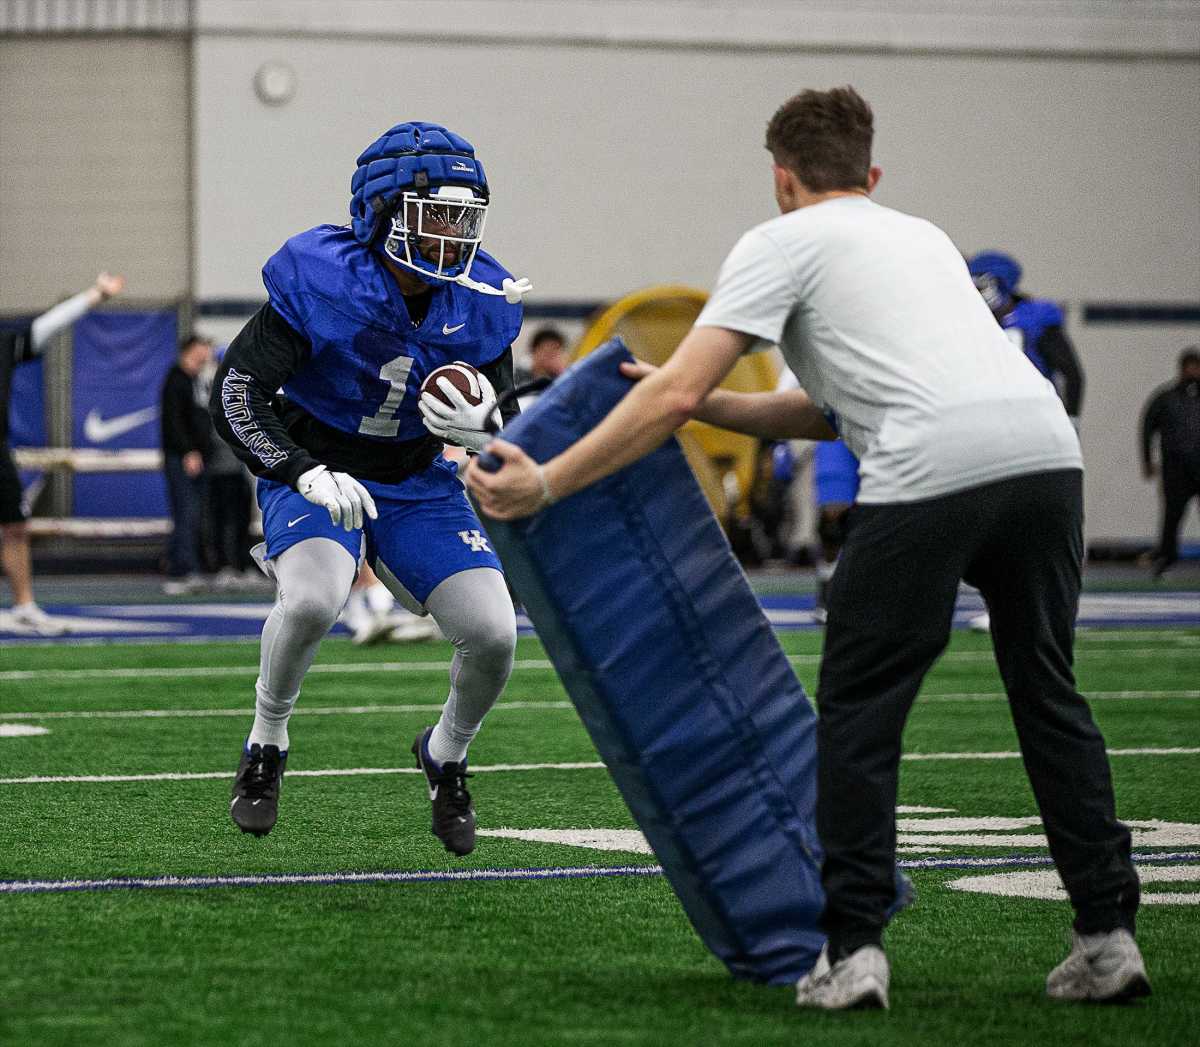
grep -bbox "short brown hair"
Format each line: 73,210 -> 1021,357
765,86 -> 874,192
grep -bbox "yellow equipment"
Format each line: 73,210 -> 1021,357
572,285 -> 779,525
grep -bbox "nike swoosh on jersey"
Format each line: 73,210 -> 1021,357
82,406 -> 159,444
442,322 -> 466,335
287,514 -> 311,527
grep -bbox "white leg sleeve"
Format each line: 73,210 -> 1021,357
248,538 -> 358,750
424,567 -> 516,765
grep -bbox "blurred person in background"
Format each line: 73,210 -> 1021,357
0,272 -> 125,634
160,334 -> 213,594
811,438 -> 859,624
966,250 -> 1085,632
515,325 -> 570,413
339,561 -> 442,644
196,341 -> 256,589
781,365 -> 858,619
967,250 -> 1085,429
517,325 -> 569,383
1140,346 -> 1200,579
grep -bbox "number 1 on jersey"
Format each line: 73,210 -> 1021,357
359,355 -> 414,437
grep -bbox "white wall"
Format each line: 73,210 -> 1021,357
194,39 -> 1200,305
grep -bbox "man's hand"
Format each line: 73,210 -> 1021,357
419,369 -> 498,453
183,450 -> 204,478
94,272 -> 126,300
618,358 -> 657,382
463,439 -> 552,520
297,465 -> 379,531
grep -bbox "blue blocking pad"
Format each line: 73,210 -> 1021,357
477,339 -> 826,984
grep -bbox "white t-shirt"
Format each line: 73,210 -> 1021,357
695,195 -> 1082,503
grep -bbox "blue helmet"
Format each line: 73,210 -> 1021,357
350,122 -> 490,282
967,250 -> 1022,311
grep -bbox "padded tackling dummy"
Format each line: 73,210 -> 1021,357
475,338 -> 828,984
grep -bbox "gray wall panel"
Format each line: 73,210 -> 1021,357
0,36 -> 189,311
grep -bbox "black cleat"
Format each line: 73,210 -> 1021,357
230,743 -> 287,837
411,727 -> 476,856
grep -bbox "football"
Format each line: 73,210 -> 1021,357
421,361 -> 485,407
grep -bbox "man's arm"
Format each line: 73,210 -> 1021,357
1037,325 -> 1084,421
465,325 -> 751,518
29,272 -> 125,352
1140,388 -> 1167,478
620,357 -> 836,440
209,303 -> 319,487
694,387 -> 836,440
162,371 -> 205,454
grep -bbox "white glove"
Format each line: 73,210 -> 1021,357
419,368 -> 498,453
296,465 -> 378,531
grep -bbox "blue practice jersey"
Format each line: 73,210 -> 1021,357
263,225 -> 523,442
998,298 -> 1063,380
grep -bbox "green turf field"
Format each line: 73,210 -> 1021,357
1,628 -> 1197,1046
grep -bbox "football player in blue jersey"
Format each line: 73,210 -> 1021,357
210,122 -> 531,854
967,251 -> 1084,428
966,251 -> 1086,632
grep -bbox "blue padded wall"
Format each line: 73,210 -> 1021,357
477,338 -> 825,984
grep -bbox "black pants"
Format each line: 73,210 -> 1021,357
205,472 -> 253,572
163,454 -> 206,578
816,469 -> 1138,957
1156,456 -> 1200,567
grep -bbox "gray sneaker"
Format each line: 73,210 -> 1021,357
1046,928 -> 1151,1003
795,945 -> 889,1010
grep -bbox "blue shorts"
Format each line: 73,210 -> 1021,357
258,457 -> 502,607
813,439 -> 860,507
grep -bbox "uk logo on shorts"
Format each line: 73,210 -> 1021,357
458,529 -> 492,553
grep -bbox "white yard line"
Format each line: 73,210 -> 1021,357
1075,630 -> 1200,643
0,762 -> 608,785
0,700 -> 573,721
3,643 -> 1197,684
919,690 -> 1200,702
2,749 -> 1195,786
0,658 -> 556,682
1,691 -> 1195,723
904,747 -> 1200,762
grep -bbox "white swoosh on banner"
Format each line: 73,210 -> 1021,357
83,406 -> 159,444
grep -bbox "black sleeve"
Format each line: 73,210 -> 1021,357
161,371 -> 209,456
210,304 -> 320,488
1037,325 -> 1084,418
1140,388 -> 1168,468
1,324 -> 36,366
479,347 -> 521,430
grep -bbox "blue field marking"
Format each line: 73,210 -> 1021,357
3,851 -> 1195,897
2,590 -> 1198,643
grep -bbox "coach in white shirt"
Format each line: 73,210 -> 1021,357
466,86 -> 1146,1010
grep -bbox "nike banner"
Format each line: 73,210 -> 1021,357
5,320 -> 47,501
6,333 -> 45,448
71,311 -> 176,517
